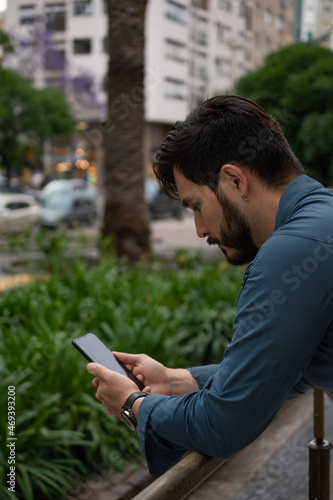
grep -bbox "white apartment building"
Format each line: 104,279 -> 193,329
145,0 -> 253,124
0,10 -> 5,61
5,0 -> 254,121
4,0 -> 296,174
296,0 -> 320,40
5,0 -> 108,123
295,0 -> 333,46
145,0 -> 254,163
316,0 -> 333,47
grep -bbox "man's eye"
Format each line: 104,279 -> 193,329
193,205 -> 200,212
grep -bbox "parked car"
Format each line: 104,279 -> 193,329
145,178 -> 183,220
0,193 -> 41,233
39,179 -> 98,228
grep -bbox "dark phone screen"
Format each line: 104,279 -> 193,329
72,333 -> 144,390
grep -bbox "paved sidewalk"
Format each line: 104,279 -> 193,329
151,215 -> 221,259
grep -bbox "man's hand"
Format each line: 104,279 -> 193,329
113,352 -> 199,395
87,363 -> 149,419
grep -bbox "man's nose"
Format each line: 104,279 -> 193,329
195,217 -> 209,238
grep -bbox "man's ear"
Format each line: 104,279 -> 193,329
219,164 -> 249,196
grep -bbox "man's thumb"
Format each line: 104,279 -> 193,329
87,363 -> 104,377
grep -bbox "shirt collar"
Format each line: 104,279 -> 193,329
274,175 -> 324,231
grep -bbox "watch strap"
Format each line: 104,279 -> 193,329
122,391 -> 149,412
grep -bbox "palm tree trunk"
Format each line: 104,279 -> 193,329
103,0 -> 150,264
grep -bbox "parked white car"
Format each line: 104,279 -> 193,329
0,194 -> 40,233
39,179 -> 98,228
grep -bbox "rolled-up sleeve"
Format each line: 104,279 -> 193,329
187,364 -> 219,389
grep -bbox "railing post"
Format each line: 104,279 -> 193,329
307,388 -> 332,500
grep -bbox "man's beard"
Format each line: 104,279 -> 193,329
207,191 -> 259,266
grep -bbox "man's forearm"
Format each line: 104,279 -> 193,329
166,368 -> 199,395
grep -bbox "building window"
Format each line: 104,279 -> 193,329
73,38 -> 92,54
103,74 -> 108,91
245,6 -> 253,31
275,16 -> 285,32
192,0 -> 209,9
215,57 -> 223,77
216,22 -> 227,43
197,65 -> 208,81
73,0 -> 93,16
218,0 -> 232,11
191,16 -> 208,46
265,38 -> 272,54
164,77 -> 186,100
165,38 -> 186,62
216,23 -> 231,43
264,10 -> 273,24
165,0 -> 187,24
244,48 -> 252,61
194,29 -> 208,46
215,57 -> 231,77
192,86 -> 207,106
46,3 -> 66,32
190,51 -> 208,81
289,21 -> 294,36
239,0 -> 246,16
102,37 -> 108,53
19,4 -> 37,24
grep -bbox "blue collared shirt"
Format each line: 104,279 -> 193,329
137,175 -> 333,477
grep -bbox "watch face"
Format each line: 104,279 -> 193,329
121,410 -> 137,431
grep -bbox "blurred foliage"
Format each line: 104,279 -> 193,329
0,30 -> 14,57
237,43 -> 333,186
0,66 -> 75,178
0,247 -> 243,499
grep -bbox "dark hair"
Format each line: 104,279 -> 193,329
153,95 -> 304,199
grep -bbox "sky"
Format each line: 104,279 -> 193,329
0,0 -> 6,13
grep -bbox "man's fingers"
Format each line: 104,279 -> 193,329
113,351 -> 141,365
87,362 -> 114,380
87,363 -> 129,386
92,378 -> 99,388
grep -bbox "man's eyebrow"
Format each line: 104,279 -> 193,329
181,197 -> 200,209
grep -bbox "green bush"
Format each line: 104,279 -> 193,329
0,255 -> 243,499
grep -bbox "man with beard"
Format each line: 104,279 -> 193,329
87,95 -> 333,477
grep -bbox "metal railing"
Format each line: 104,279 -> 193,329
132,451 -> 225,500
307,388 -> 332,499
133,390 -> 332,500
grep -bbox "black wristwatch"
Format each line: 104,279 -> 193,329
121,391 -> 149,431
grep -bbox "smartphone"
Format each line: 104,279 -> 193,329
72,333 -> 144,390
